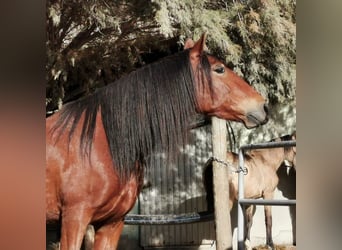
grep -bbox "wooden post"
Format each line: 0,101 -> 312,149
211,116 -> 232,250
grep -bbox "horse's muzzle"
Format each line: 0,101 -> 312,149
245,103 -> 269,128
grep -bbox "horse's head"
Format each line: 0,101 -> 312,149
279,132 -> 296,168
184,33 -> 268,128
285,131 -> 296,168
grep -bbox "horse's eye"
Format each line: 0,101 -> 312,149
214,66 -> 225,74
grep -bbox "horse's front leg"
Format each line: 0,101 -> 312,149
245,205 -> 255,240
93,221 -> 124,250
264,204 -> 274,249
244,205 -> 255,250
60,208 -> 92,250
263,192 -> 274,250
84,224 -> 95,250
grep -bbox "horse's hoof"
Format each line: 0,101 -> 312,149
268,244 -> 275,250
244,239 -> 252,250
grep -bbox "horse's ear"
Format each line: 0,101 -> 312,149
184,38 -> 195,49
189,33 -> 208,58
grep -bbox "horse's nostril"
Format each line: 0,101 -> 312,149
264,103 -> 269,114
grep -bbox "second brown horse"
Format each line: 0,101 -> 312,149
204,133 -> 296,249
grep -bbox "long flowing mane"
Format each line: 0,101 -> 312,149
51,49 -> 212,179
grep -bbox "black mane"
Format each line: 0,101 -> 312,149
52,50 -> 212,180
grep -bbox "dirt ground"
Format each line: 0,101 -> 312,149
253,245 -> 296,250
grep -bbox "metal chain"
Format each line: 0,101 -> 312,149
209,157 -> 248,175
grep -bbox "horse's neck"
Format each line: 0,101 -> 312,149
252,147 -> 285,171
227,152 -> 237,161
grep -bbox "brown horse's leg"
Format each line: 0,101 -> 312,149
60,209 -> 92,250
84,224 -> 95,250
290,205 -> 296,245
264,204 -> 274,249
245,205 -> 255,241
244,205 -> 255,250
93,221 -> 124,250
263,192 -> 274,249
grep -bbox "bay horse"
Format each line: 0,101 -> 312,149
46,33 -> 268,250
203,133 -> 296,250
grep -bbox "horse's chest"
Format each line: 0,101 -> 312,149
92,178 -> 142,222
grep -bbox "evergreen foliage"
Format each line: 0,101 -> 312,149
46,0 -> 296,114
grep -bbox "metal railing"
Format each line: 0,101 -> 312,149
237,140 -> 296,250
124,211 -> 214,225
